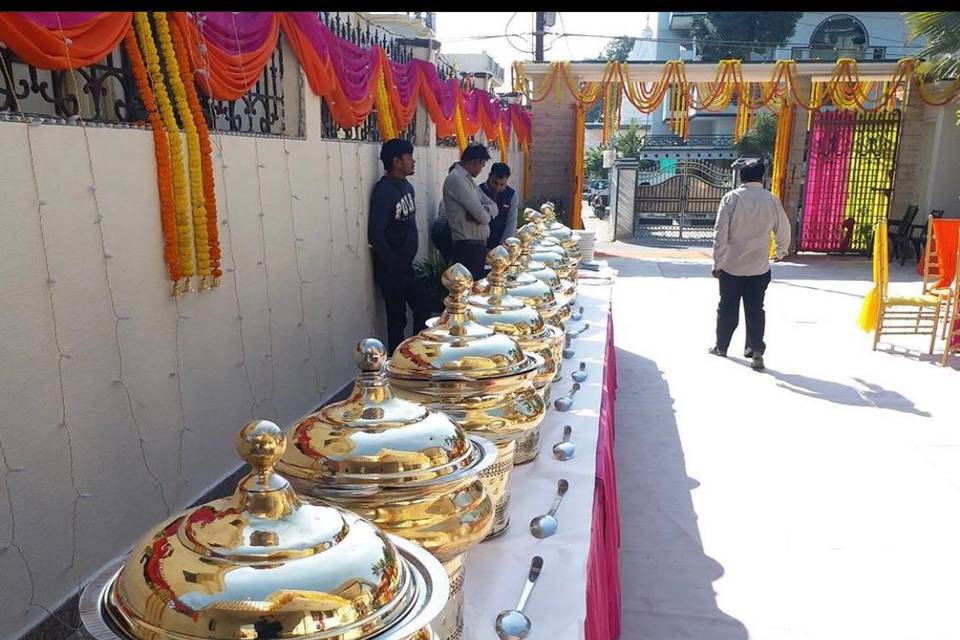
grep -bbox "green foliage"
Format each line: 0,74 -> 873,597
585,145 -> 607,180
612,121 -> 644,160
413,250 -> 452,313
691,12 -> 801,62
732,112 -> 778,162
904,12 -> 960,80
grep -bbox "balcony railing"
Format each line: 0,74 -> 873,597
790,45 -> 888,61
639,134 -> 735,149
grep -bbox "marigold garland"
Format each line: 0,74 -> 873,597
170,16 -> 222,286
454,101 -> 468,153
134,12 -> 195,295
374,60 -> 398,141
155,11 -> 211,291
123,29 -> 179,288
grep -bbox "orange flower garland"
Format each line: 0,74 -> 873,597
155,12 -> 211,291
123,29 -> 180,289
169,18 -> 222,285
134,12 -> 195,294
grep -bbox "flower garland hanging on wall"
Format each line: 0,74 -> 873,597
134,12 -> 195,296
169,16 -> 222,287
154,12 -> 213,291
123,28 -> 179,289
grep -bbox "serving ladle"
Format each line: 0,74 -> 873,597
552,425 -> 575,461
568,322 -> 590,338
562,334 -> 575,360
495,556 -> 544,640
570,305 -> 585,322
529,479 -> 569,539
553,383 -> 581,412
571,362 -> 588,383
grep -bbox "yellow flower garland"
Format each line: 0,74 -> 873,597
374,61 -> 398,141
454,101 -> 468,153
134,12 -> 195,294
154,11 -> 211,291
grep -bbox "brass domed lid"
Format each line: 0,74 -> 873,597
516,225 -> 563,289
386,264 -> 539,382
488,237 -> 560,312
538,205 -> 582,258
467,246 -> 549,340
277,339 -> 495,488
83,421 -> 447,640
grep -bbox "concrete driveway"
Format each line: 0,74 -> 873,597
610,249 -> 960,639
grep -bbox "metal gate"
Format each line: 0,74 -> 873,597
799,110 -> 901,253
634,161 -> 732,242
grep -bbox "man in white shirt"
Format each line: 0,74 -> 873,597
709,159 -> 791,371
442,143 -> 499,279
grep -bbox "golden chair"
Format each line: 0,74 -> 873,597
868,221 -> 942,355
920,216 -> 954,339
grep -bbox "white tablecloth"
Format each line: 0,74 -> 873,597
463,272 -> 615,639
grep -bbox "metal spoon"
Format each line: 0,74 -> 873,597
568,323 -> 590,338
553,383 -> 581,412
571,362 -> 588,383
495,556 -> 543,640
562,334 -> 575,360
552,425 -> 575,461
570,305 -> 585,322
529,479 -> 569,539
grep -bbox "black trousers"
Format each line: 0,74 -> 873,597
451,240 -> 488,281
716,270 -> 772,355
377,276 -> 431,354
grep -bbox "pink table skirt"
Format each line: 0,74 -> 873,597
585,306 -> 621,640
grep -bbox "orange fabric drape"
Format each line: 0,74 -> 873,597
0,12 -> 133,69
933,220 -> 960,289
171,12 -> 280,101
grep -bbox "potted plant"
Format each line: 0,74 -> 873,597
413,249 -> 452,315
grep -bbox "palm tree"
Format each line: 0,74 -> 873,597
903,12 -> 960,79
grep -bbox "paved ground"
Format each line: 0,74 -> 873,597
609,245 -> 960,639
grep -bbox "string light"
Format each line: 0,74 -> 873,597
194,14 -> 262,422
229,13 -> 279,418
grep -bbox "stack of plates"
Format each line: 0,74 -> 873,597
578,230 -> 597,263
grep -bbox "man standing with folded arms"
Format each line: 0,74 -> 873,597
442,143 -> 498,279
709,159 -> 791,371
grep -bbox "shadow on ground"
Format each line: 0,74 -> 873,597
615,347 -> 749,639
719,362 -> 932,417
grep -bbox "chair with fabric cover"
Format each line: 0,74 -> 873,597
860,220 -> 941,354
889,205 -> 919,266
920,215 -> 955,338
913,209 -> 944,265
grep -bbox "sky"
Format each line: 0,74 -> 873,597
434,12 -> 657,88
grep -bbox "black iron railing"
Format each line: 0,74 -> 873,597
639,134 -> 736,148
1,15 -> 299,137
0,43 -> 146,126
318,11 -> 416,144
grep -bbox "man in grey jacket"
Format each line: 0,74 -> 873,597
442,143 -> 498,279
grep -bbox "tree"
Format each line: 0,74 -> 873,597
731,112 -> 778,162
690,12 -> 801,62
586,36 -> 636,123
612,121 -> 644,160
904,12 -> 960,80
585,145 -> 606,181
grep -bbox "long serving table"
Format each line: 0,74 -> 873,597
463,267 -> 621,639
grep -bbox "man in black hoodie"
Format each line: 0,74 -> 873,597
368,138 -> 430,353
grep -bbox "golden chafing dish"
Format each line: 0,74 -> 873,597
386,264 -> 545,538
276,338 -> 495,640
539,202 -> 583,264
79,420 -> 447,640
524,211 -> 577,293
475,237 -> 571,335
515,225 -> 576,312
466,246 -> 564,464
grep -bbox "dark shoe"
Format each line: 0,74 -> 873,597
708,347 -> 727,358
751,356 -> 765,371
744,348 -> 754,359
